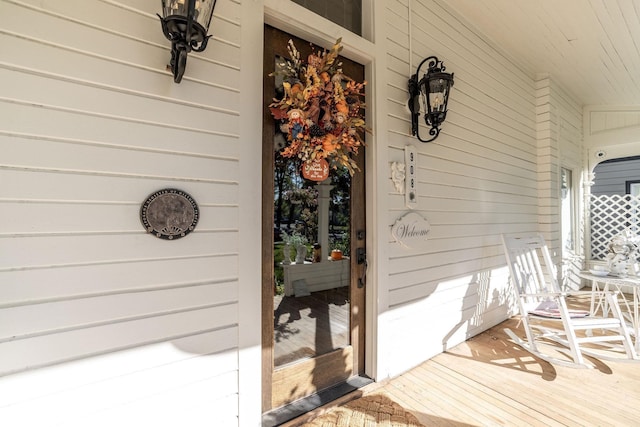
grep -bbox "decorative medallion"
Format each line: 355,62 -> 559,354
140,188 -> 199,240
302,158 -> 330,182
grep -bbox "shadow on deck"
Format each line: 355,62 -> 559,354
285,295 -> 640,426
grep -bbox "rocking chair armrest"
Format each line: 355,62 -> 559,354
519,290 -> 622,300
561,290 -> 622,298
519,292 -> 563,298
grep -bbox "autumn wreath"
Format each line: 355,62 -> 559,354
269,38 -> 367,176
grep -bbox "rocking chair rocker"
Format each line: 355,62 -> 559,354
501,234 -> 639,368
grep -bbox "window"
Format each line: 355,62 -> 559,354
626,180 -> 640,196
561,168 -> 575,252
291,0 -> 362,35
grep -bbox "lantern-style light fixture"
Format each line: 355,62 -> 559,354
407,56 -> 454,143
158,0 -> 217,83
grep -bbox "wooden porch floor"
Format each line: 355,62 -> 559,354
285,295 -> 640,426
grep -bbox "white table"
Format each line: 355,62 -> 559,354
578,271 -> 640,351
282,258 -> 350,296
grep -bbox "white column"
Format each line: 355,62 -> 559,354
316,181 -> 334,263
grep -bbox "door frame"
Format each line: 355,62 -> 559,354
262,6 -> 382,394
261,25 -> 368,413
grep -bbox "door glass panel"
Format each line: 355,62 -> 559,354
291,0 -> 362,35
273,153 -> 352,368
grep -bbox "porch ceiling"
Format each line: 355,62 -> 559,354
445,0 -> 640,106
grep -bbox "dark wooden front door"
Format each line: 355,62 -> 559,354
262,25 -> 367,412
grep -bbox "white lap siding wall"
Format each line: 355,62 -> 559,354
377,0 -> 580,377
0,0 -> 585,424
0,0 -> 245,425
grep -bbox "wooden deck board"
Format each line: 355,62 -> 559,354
383,381 -> 469,427
436,325 -> 618,426
287,295 -> 640,426
407,364 -> 507,426
273,287 -> 350,367
392,371 -> 479,425
426,360 -> 558,426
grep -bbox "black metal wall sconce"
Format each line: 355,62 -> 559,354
158,0 -> 217,83
408,56 -> 454,143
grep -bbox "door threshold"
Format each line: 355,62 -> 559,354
261,375 -> 373,427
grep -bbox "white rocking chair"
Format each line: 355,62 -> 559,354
501,234 -> 639,368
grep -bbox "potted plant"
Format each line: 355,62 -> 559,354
290,233 -> 308,264
281,231 -> 293,264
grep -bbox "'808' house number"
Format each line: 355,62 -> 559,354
405,145 -> 417,208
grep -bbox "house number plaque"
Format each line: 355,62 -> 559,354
140,188 -> 199,240
405,145 -> 417,208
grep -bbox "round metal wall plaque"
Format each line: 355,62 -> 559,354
140,189 -> 199,240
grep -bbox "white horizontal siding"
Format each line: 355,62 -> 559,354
2,232 -> 238,269
0,0 -> 592,421
0,283 -> 238,342
0,333 -> 238,427
0,169 -> 238,204
1,303 -> 238,374
1,202 -> 238,236
377,0 -> 539,377
0,0 -> 243,424
1,100 -> 240,158
1,256 -> 238,305
383,267 -> 511,377
0,135 -> 238,186
535,76 -> 583,259
536,77 -> 560,243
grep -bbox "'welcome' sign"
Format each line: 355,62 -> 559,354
391,211 -> 430,248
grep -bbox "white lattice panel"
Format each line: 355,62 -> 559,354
590,194 -> 640,259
